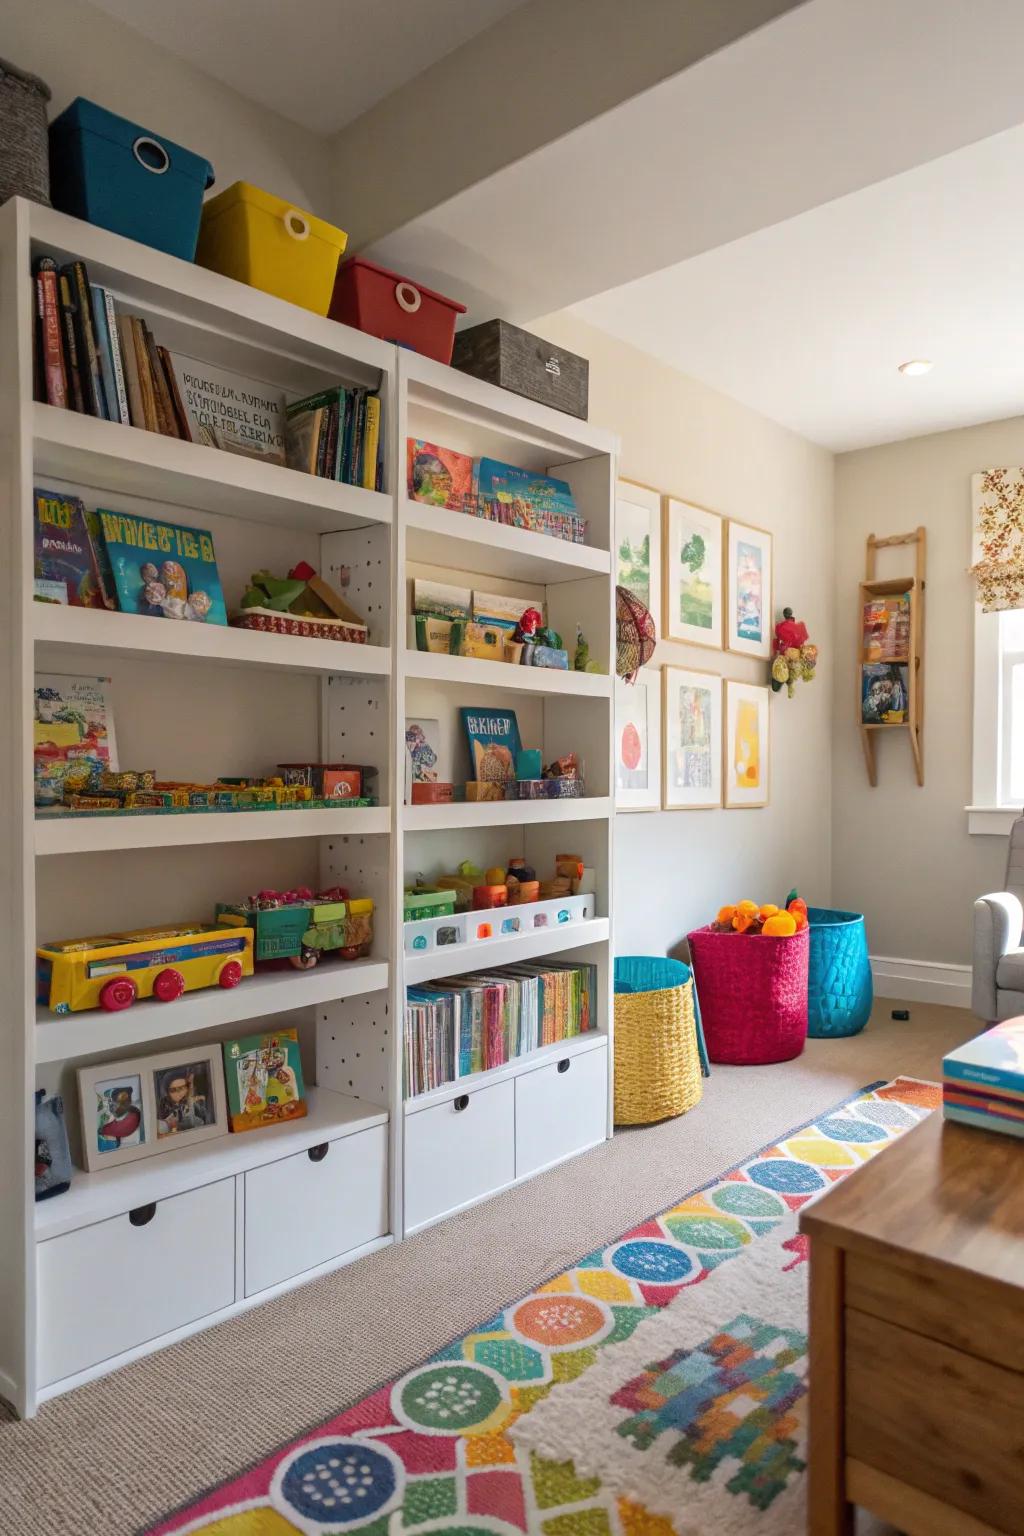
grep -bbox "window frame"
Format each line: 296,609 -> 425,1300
970,604 -> 1022,834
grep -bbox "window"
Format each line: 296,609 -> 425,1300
971,606 -> 1024,832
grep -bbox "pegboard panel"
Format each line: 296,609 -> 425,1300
542,695 -> 612,796
317,992 -> 392,1105
320,833 -> 392,957
320,524 -> 391,647
321,675 -> 391,805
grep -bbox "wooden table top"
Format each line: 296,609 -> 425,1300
800,1111 -> 1024,1291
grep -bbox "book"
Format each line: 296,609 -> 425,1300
861,662 -> 908,724
413,580 -> 471,620
362,395 -> 381,490
142,323 -> 180,437
405,717 -> 443,802
34,673 -> 118,808
944,1018 -> 1024,1095
34,258 -> 67,409
168,352 -> 287,462
158,346 -> 190,438
57,271 -> 85,414
33,488 -> 102,607
222,1028 -> 307,1133
103,290 -> 130,425
65,261 -> 107,418
472,589 -> 543,630
90,286 -> 120,427
474,457 -> 577,518
96,508 -> 227,624
459,707 -> 522,786
83,507 -> 119,611
407,438 -> 474,510
117,315 -> 144,429
131,316 -> 159,431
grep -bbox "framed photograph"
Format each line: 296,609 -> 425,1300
79,1069 -> 149,1172
662,497 -> 723,649
616,480 -> 661,641
662,666 -> 722,810
726,520 -> 773,658
150,1048 -> 227,1149
724,680 -> 771,809
77,1046 -> 227,1172
615,671 -> 662,811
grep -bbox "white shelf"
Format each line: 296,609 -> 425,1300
405,648 -> 610,698
405,501 -> 610,584
34,405 -> 391,535
35,804 -> 389,855
404,916 -> 609,985
404,796 -> 611,832
404,1031 -> 607,1114
36,1086 -> 388,1241
34,602 -> 390,678
35,959 -> 390,1063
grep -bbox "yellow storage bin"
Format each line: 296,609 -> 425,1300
196,181 -> 348,316
613,957 -> 704,1125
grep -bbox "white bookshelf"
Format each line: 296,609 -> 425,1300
0,198 -> 617,1417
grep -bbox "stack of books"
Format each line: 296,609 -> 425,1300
284,386 -> 383,492
407,440 -> 587,544
942,1018 -> 1024,1139
404,960 -> 596,1097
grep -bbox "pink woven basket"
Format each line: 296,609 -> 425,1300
686,924 -> 809,1064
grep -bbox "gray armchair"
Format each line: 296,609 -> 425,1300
973,816 -> 1024,1021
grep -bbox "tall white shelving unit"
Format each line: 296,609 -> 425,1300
0,198 -> 616,1418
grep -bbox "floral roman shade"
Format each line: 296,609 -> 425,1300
971,468 -> 1024,612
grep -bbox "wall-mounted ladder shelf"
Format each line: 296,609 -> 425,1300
859,527 -> 926,787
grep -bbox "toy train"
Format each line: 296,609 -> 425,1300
217,887 -> 374,970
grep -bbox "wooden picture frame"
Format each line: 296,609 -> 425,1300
615,670 -> 662,811
662,665 -> 723,809
724,680 -> 771,808
77,1044 -> 228,1172
615,479 -> 662,641
662,496 -> 723,649
725,520 -> 773,659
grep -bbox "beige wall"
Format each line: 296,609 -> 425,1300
833,420 -> 1018,966
535,311 -> 835,958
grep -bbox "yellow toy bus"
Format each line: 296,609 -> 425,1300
37,919 -> 255,1014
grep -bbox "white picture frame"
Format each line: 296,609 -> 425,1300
77,1044 -> 228,1172
724,680 -> 771,809
615,671 -> 663,811
726,520 -> 773,659
615,480 -> 661,643
662,666 -> 723,810
663,497 -> 723,649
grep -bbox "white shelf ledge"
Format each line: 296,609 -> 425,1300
36,1086 -> 388,1241
35,804 -> 389,855
405,1032 -> 607,1114
404,796 -> 611,832
404,916 -> 609,985
34,602 -> 390,679
34,404 -> 391,535
405,648 -> 610,698
35,959 -> 390,1063
405,501 -> 610,585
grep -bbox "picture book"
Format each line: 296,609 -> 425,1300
473,458 -> 577,518
222,1028 -> 307,1133
33,487 -> 102,607
405,717 -> 443,801
166,352 -> 287,463
413,580 -> 471,620
943,1020 -> 1024,1139
459,707 -> 522,786
34,673 -> 118,808
407,439 -> 474,510
861,662 -> 908,724
96,508 -> 227,624
471,589 -> 543,631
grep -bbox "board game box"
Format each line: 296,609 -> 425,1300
222,1027 -> 307,1133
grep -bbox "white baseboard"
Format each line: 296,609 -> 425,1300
869,954 -> 972,1009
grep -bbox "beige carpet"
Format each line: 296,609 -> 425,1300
2,999 -> 974,1536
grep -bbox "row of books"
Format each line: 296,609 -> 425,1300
404,960 -> 596,1097
285,386 -> 383,492
407,439 -> 588,545
943,1019 -> 1024,1141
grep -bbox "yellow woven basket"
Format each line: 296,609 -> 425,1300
614,968 -> 703,1125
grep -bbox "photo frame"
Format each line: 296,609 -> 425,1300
662,497 -> 723,649
725,520 -> 773,659
77,1045 -> 227,1172
615,480 -> 661,641
615,671 -> 662,811
724,680 -> 771,809
662,666 -> 723,810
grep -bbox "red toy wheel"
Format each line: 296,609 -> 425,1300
99,976 -> 138,1012
153,967 -> 185,1002
218,960 -> 244,989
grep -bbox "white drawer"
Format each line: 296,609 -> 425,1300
404,1079 -> 515,1232
37,1178 -> 235,1388
244,1123 -> 388,1296
515,1043 -> 608,1180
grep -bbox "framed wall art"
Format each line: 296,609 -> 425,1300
662,665 -> 722,810
724,680 -> 771,809
726,520 -> 773,658
615,670 -> 662,811
663,496 -> 722,648
615,480 -> 661,640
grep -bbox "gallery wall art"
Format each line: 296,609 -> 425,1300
615,480 -> 661,639
724,679 -> 771,808
615,672 -> 662,811
726,520 -> 773,659
663,496 -> 722,649
662,665 -> 722,810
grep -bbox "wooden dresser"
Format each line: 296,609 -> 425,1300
800,1111 -> 1024,1536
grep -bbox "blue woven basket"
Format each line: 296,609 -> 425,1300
806,907 -> 872,1038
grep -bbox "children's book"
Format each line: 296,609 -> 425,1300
33,488 -> 103,607
943,1019 -> 1024,1140
222,1028 -> 307,1133
96,508 -> 227,624
413,580 -> 471,620
407,439 -> 474,510
459,707 -> 522,786
473,458 -> 577,518
861,662 -> 908,724
167,352 -> 286,463
472,589 -> 543,631
34,673 -> 118,808
405,717 -> 443,801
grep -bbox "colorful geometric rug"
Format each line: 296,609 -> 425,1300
146,1076 -> 939,1536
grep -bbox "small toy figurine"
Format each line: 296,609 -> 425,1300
770,607 -> 819,697
513,607 -> 543,645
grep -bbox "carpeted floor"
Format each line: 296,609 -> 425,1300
2,998 -> 975,1536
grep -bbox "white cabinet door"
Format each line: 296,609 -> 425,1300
514,1043 -> 608,1180
404,1079 -> 515,1232
37,1178 -> 235,1387
244,1123 -> 388,1297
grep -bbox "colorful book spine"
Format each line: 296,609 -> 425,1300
362,395 -> 381,490
34,258 -> 67,409
57,271 -> 85,414
131,316 -> 159,432
66,261 -> 107,418
103,291 -> 130,425
90,285 -> 120,426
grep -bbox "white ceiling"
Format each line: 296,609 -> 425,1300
573,124 -> 1024,452
87,0 -> 528,135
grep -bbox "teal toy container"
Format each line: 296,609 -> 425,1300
806,907 -> 873,1037
49,99 -> 214,260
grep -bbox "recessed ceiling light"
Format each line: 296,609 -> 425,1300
898,359 -> 933,376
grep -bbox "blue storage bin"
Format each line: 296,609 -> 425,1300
806,907 -> 873,1037
49,99 -> 214,260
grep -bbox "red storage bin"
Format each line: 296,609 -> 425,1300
686,924 -> 809,1065
330,257 -> 466,364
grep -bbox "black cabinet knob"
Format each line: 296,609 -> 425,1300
129,1202 -> 156,1227
454,1094 -> 470,1112
557,1058 -> 571,1074
308,1142 -> 330,1163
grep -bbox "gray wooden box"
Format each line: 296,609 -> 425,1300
451,319 -> 589,421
